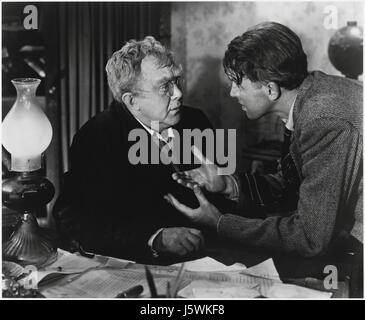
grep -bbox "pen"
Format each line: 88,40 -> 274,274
145,266 -> 158,298
116,285 -> 144,298
170,263 -> 185,298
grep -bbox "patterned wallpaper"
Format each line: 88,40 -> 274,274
171,1 -> 363,170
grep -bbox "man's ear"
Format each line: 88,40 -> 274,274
265,82 -> 281,101
121,92 -> 138,111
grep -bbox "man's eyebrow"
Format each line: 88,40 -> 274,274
156,74 -> 181,85
156,76 -> 172,85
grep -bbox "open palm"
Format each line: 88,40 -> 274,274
172,146 -> 226,193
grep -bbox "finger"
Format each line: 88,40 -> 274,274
187,230 -> 205,249
187,228 -> 202,237
164,195 -> 173,205
186,233 -> 204,251
185,235 -> 200,252
172,169 -> 199,181
165,194 -> 197,218
180,237 -> 195,252
176,177 -> 199,189
175,244 -> 188,256
171,173 -> 199,190
192,145 -> 214,165
192,185 -> 208,205
172,172 -> 189,180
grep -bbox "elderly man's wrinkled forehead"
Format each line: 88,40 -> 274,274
139,55 -> 182,84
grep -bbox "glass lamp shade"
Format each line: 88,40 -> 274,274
2,78 -> 52,172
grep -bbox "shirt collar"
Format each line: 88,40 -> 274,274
135,117 -> 175,142
282,95 -> 297,131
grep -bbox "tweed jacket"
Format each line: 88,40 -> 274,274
218,71 -> 363,257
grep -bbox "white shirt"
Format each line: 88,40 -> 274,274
135,117 -> 175,149
282,95 -> 297,131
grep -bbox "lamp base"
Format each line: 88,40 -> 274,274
3,213 -> 57,267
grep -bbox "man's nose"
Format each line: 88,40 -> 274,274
230,83 -> 239,98
171,83 -> 183,100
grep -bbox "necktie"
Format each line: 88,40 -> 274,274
158,136 -> 173,157
281,127 -> 292,158
280,127 -> 300,190
153,135 -> 180,172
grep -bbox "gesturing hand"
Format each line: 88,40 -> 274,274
153,227 -> 204,257
165,185 -> 222,229
172,146 -> 227,193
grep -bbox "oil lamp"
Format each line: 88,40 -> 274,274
2,78 -> 57,267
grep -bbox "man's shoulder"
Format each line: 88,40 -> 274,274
77,103 -> 133,136
295,71 -> 362,131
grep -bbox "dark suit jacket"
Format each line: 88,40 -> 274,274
53,101 -> 215,261
218,71 -> 363,257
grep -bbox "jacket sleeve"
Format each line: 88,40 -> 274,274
217,118 -> 362,257
235,170 -> 288,213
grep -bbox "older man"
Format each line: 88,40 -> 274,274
54,37 -> 213,261
167,22 -> 362,258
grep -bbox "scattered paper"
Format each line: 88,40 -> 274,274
45,249 -> 101,273
266,283 -> 332,299
179,259 -> 332,299
178,280 -> 260,298
241,258 -> 281,280
7,251 -> 332,299
172,257 -> 246,273
16,249 -> 103,288
40,268 -> 170,298
102,256 -> 134,269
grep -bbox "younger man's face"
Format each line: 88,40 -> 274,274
229,77 -> 272,120
133,56 -> 183,131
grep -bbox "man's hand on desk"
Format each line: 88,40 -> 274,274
153,227 -> 205,257
165,186 -> 223,230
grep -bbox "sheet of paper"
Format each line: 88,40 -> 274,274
180,259 -> 331,299
40,268 -> 170,298
179,259 -> 277,298
240,258 -> 281,280
266,283 -> 332,299
183,268 -> 277,294
172,257 -> 246,272
102,256 -> 134,269
178,280 -> 260,298
18,249 -> 103,288
45,249 -> 101,273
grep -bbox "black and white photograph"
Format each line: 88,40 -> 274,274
1,0 -> 363,302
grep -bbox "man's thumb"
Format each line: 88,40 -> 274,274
193,185 -> 208,205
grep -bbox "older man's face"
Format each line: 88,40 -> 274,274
133,56 -> 183,131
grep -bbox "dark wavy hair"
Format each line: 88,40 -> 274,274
223,22 -> 308,90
